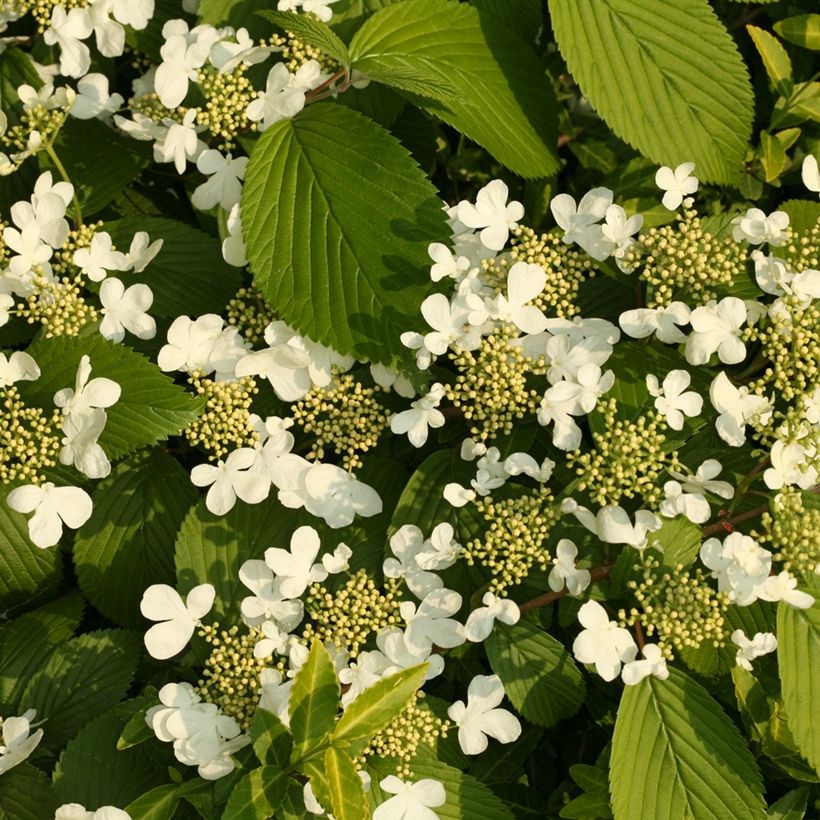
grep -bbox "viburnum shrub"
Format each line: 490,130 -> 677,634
0,0 -> 819,818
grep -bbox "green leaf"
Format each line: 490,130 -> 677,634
778,597 -> 820,775
0,47 -> 42,126
561,763 -> 612,819
325,746 -> 369,820
105,216 -> 244,317
747,26 -> 793,96
610,668 -> 766,819
260,10 -> 350,64
760,130 -> 788,183
332,663 -> 426,755
243,103 -> 448,369
21,629 -> 141,749
251,707 -> 293,768
223,767 -> 287,819
774,15 -> 820,51
485,620 -> 585,728
197,0 -> 245,24
767,788 -> 809,819
780,199 -> 820,235
0,487 -> 63,614
18,335 -> 204,460
0,591 -> 84,710
348,0 -> 558,178
117,700 -> 156,751
651,515 -> 702,568
289,639 -> 340,759
74,452 -> 198,628
125,784 -> 180,820
0,764 -> 58,820
548,0 -> 753,184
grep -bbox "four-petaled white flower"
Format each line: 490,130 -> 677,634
457,180 -> 524,251
264,525 -> 327,599
390,383 -> 446,447
73,231 -> 128,281
548,539 -> 591,596
7,482 -> 93,548
140,583 -> 216,659
562,499 -> 662,549
659,481 -> 711,524
755,571 -> 814,609
190,447 -> 270,515
655,162 -> 698,210
71,72 -> 124,119
192,150 -> 248,211
621,644 -> 668,685
572,600 -> 637,682
550,187 -> 613,260
374,776 -> 446,820
619,302 -> 690,344
491,261 -> 548,334
154,108 -> 206,174
646,370 -> 702,430
99,278 -> 156,342
55,804 -> 131,820
44,6 -> 93,78
731,630 -> 777,672
428,242 -> 470,282
0,709 -> 43,775
400,588 -> 465,656
709,372 -> 773,447
731,208 -> 789,245
0,351 -> 40,387
543,363 -> 615,415
464,592 -> 520,642
700,533 -> 772,605
383,525 -> 443,599
414,522 -> 462,571
685,297 -> 747,365
447,674 -> 521,755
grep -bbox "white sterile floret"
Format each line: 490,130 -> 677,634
700,533 -> 772,605
158,314 -> 248,380
749,252 -> 820,308
209,27 -> 272,73
534,332 -> 613,385
110,0 -> 154,30
572,600 -> 637,682
374,776 -> 446,820
542,363 -> 615,415
10,174 -> 71,250
802,154 -> 820,195
415,522 -> 462,571
659,481 -> 711,524
370,363 -> 415,398
400,588 -> 465,655
154,20 -> 218,108
464,592 -> 520,642
668,459 -> 734,500
338,650 -> 391,707
71,72 -> 124,119
621,644 -> 668,686
418,292 -> 482,357
60,408 -> 111,479
456,179 -> 524,251
55,804 -> 131,820
562,498 -> 662,550
0,709 -> 44,775
685,297 -> 747,365
3,222 -> 53,285
619,301 -> 690,344
490,261 -> 548,334
731,208 -> 790,245
99,278 -> 156,342
550,187 -> 613,260
238,558 -> 303,629
222,204 -> 248,267
709,372 -> 773,447
246,62 -> 313,131
390,382 -> 446,447
153,108 -> 206,174
755,571 -> 814,609
447,674 -> 521,755
503,452 -> 555,482
731,630 -> 777,672
428,242 -> 470,282
655,162 -> 698,210
7,482 -> 93,548
764,439 -> 818,491
191,447 -> 270,515
376,628 -> 445,681
0,351 -> 39,387
548,539 -> 591,596
73,231 -> 128,281
191,150 -> 248,211
140,583 -> 215,659
44,6 -> 93,78
383,524 -> 443,598
601,203 -> 642,266
645,370 -> 702,430
264,525 -> 328,599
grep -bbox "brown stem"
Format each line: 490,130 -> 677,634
701,503 -> 769,537
519,564 -> 611,615
633,620 -> 645,651
305,69 -> 348,101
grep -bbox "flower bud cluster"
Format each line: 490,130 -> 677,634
19,273 -> 97,337
0,387 -> 61,484
196,65 -> 256,149
758,490 -> 820,577
226,285 -> 276,346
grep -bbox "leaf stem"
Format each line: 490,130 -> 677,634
43,141 -> 83,228
519,563 -> 612,615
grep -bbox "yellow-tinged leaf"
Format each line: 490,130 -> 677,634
747,25 -> 792,96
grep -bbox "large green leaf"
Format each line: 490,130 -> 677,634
21,629 -> 141,749
105,216 -> 244,318
325,746 -> 368,820
74,452 -> 197,628
774,15 -> 820,51
610,668 -> 765,819
251,707 -> 293,768
289,639 -> 340,759
485,620 -> 585,728
223,767 -> 287,819
243,102 -> 448,369
260,10 -> 350,64
0,764 -> 58,820
778,597 -> 820,775
18,334 -> 203,459
0,488 -> 63,614
548,0 -> 753,184
348,0 -> 558,178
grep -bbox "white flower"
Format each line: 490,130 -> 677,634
619,302 -> 690,344
0,294 -> 13,327
731,630 -> 777,672
490,261 -> 548,334
300,0 -> 342,22
447,674 -> 521,755
154,20 -> 216,108
191,447 -> 270,515
339,650 -> 391,707
548,539 -> 591,596
731,208 -> 789,245
0,709 -> 43,775
253,620 -> 289,659
7,482 -> 93,549
71,72 -> 124,119
374,776 -> 446,820
601,204 -> 642,265
140,583 -> 215,659
158,314 -> 248,380
264,525 -> 327,599
54,354 -> 121,418
621,644 -> 668,685
709,372 -> 773,446
550,188 -> 613,260
400,588 -> 464,656
414,522 -> 462,571
542,363 -> 614,415
764,439 -> 818,491
685,297 -> 747,365
428,242 -> 470,282
99,278 -> 156,342
238,558 -> 303,630
456,180 -> 524,251
502,452 -> 555,482
370,363 -> 415,398
154,108 -> 206,174
376,628 -> 445,681
655,162 -> 698,210
464,592 -> 520,642
755,571 -> 814,609
209,27 -> 272,73
3,222 -> 53,283
191,150 -> 248,211
390,383 -> 445,447
383,525 -> 442,599
700,533 -> 772,605
110,0 -> 153,29
59,408 -> 111,479
802,154 -> 820,195
0,351 -> 40,387
221,203 -> 248,267
659,481 -> 711,524
645,370 -> 702,430
246,62 -> 308,131
561,499 -> 662,550
418,293 -> 480,357
88,0 -> 126,59
668,459 -> 734,500
125,231 -> 163,272
572,601 -> 637,682
44,6 -> 93,78
72,231 -> 128,282
55,804 -> 131,820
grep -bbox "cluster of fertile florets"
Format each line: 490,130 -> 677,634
302,571 -> 403,657
357,693 -> 449,778
626,207 -> 746,307
779,221 -> 820,273
271,30 -> 337,74
758,490 -> 820,577
27,0 -> 86,30
508,224 -> 595,317
0,388 -> 62,484
1,103 -> 65,150
18,273 -> 97,337
570,399 -> 680,507
185,374 -> 259,460
446,325 -> 541,441
464,486 -> 557,594
622,556 -> 728,659
195,65 -> 256,148
196,622 -> 267,731
291,374 -> 389,471
226,285 -> 277,346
